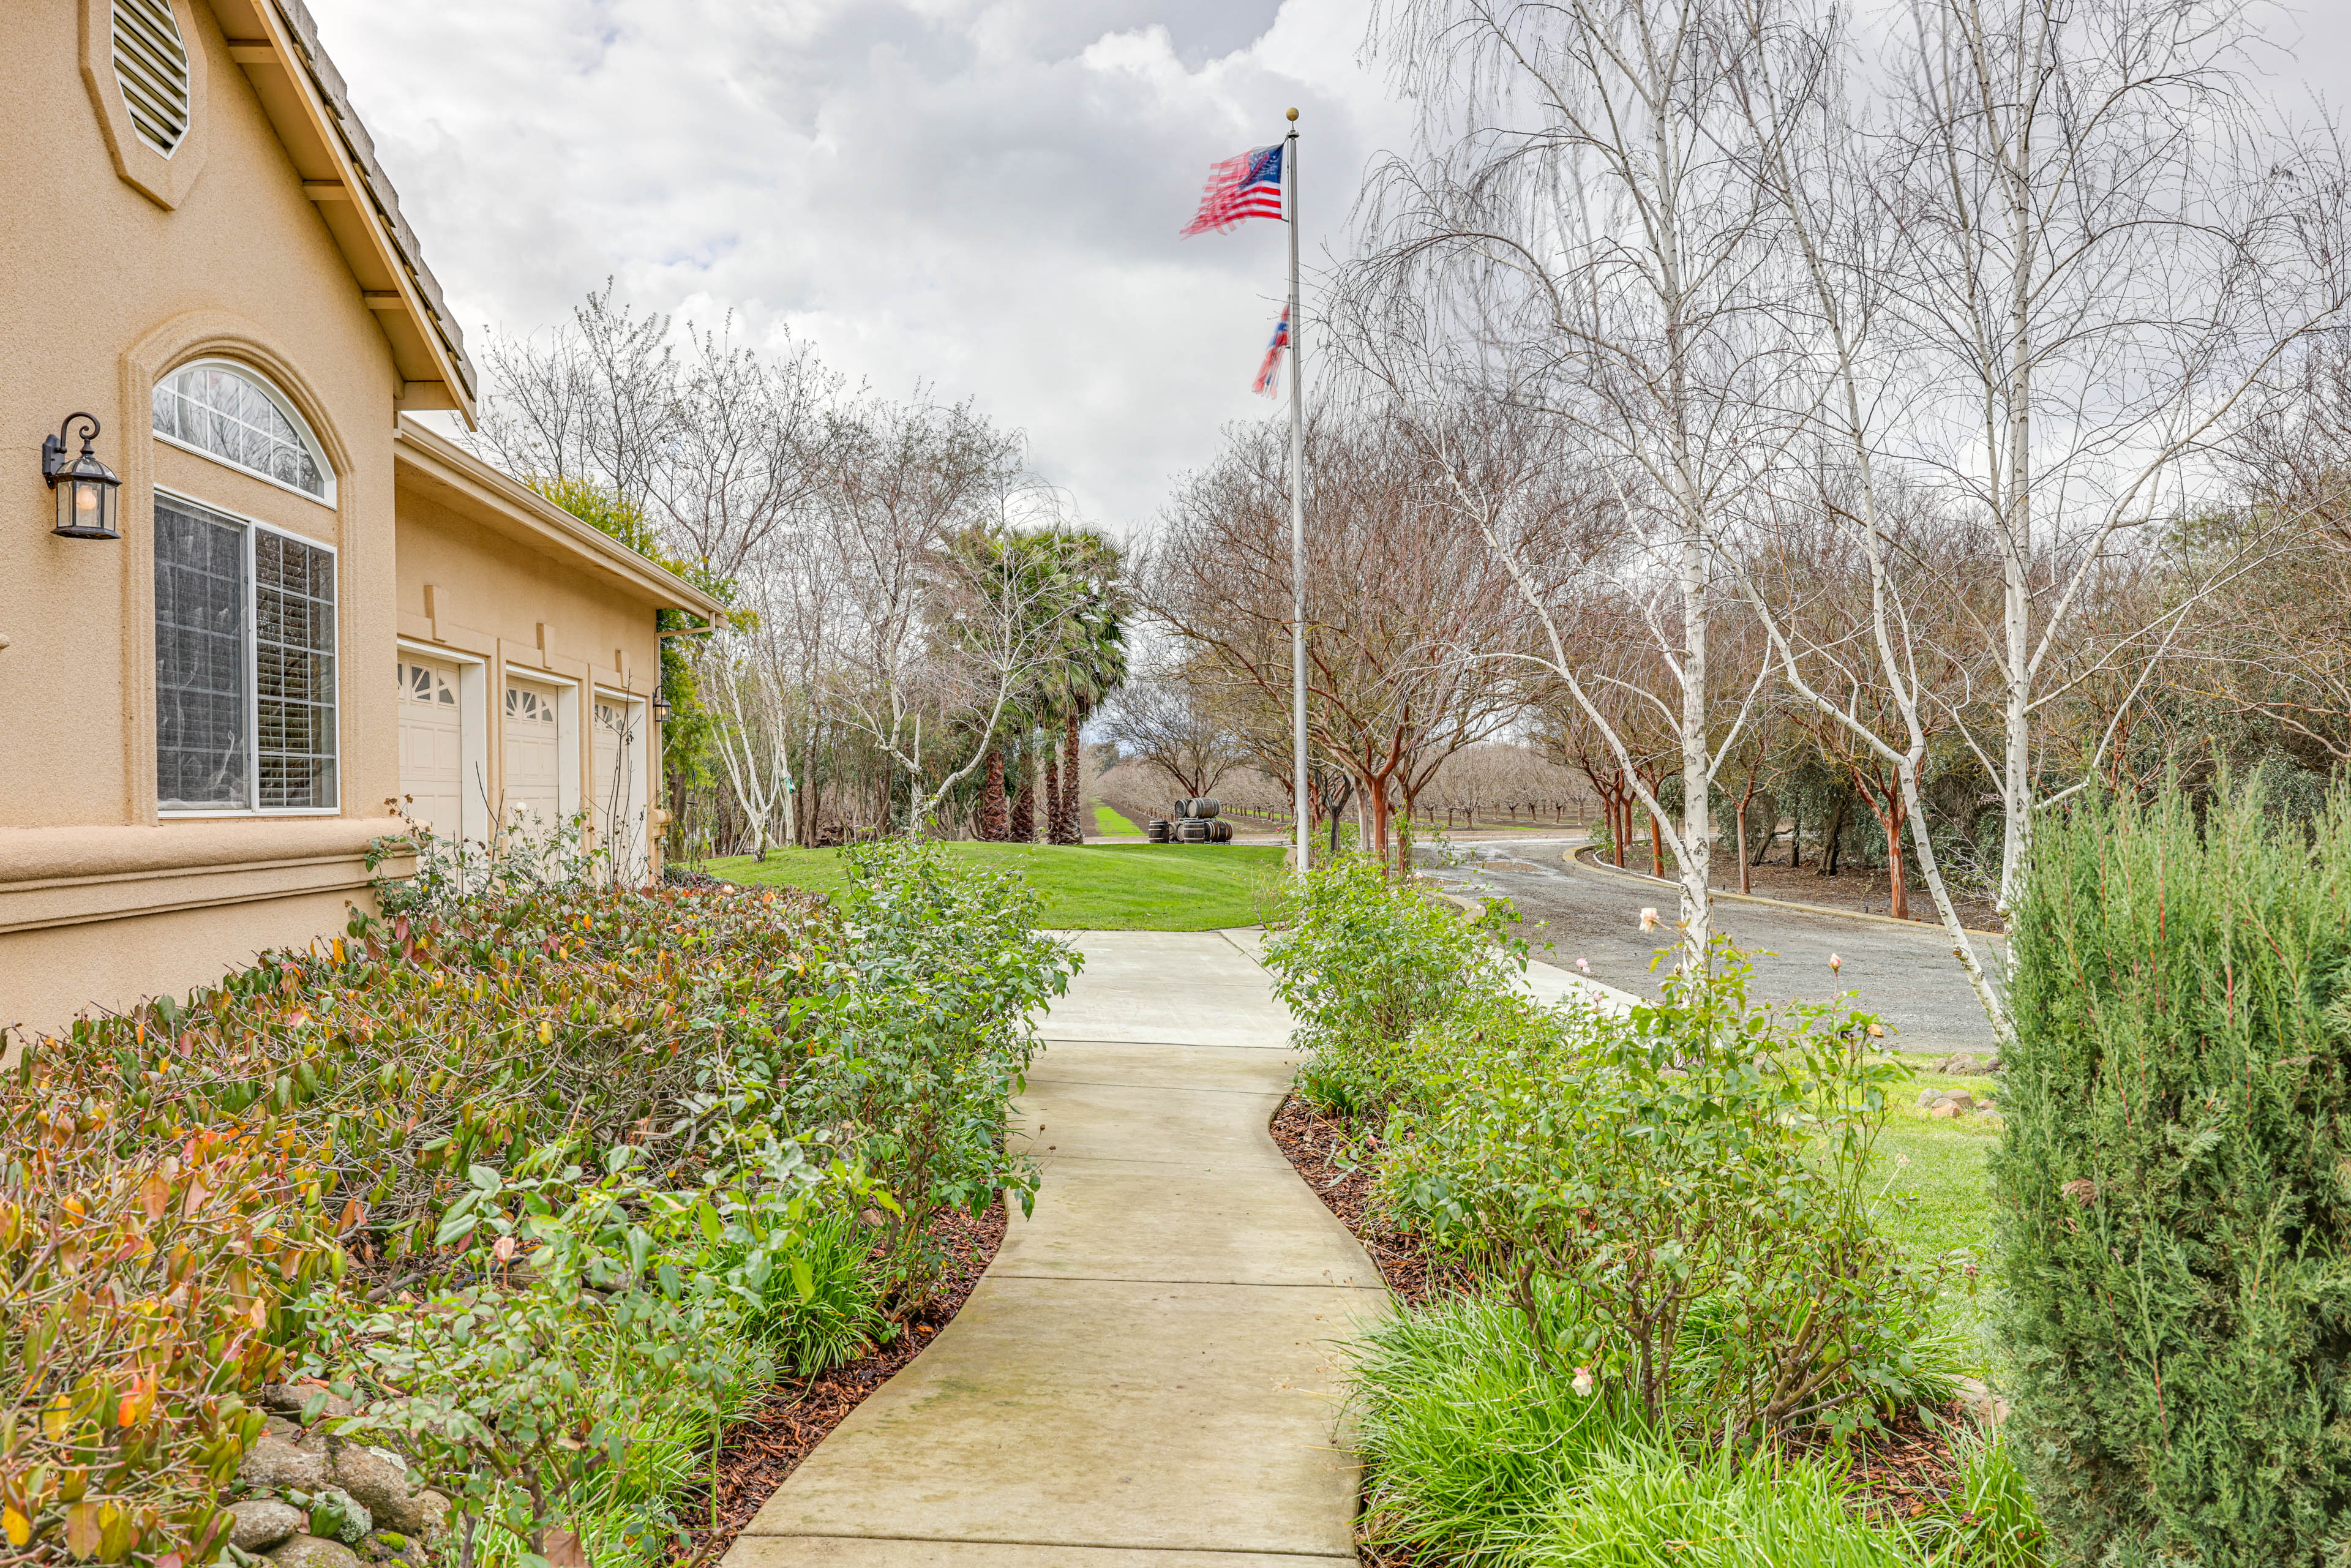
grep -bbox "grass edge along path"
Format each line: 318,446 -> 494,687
707,841 -> 1287,931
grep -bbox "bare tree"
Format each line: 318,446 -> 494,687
471,283 -> 679,515
1343,0 -> 1810,962
654,324 -> 847,579
1695,0 -> 2347,1036
1098,671 -> 1247,800
1147,411 -> 1532,874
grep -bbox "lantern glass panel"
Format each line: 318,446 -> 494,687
56,473 -> 118,538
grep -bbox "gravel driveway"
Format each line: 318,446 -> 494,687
1422,838 -> 2003,1057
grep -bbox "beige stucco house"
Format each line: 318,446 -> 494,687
1,0 -> 724,1049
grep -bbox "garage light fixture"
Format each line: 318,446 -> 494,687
43,414 -> 122,539
651,695 -> 673,724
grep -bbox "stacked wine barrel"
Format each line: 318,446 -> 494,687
1147,797 -> 1235,844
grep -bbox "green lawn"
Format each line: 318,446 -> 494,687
1873,1068 -> 2003,1362
705,841 -> 1289,930
1092,803 -> 1143,838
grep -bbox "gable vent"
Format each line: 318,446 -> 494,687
113,0 -> 191,156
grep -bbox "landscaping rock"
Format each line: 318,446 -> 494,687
312,1487 -> 372,1544
259,1382 -> 354,1419
1956,1375 -> 2012,1427
1944,1092 -> 1976,1112
1930,1100 -> 1962,1119
227,1500 -> 307,1552
1937,1052 -> 1999,1076
1916,1087 -> 1938,1108
333,1445 -> 447,1539
266,1536 -> 364,1568
238,1426 -> 333,1492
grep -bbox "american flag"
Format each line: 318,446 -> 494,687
1253,306 -> 1291,396
1180,144 -> 1286,236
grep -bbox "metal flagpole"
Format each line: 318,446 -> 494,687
1284,107 -> 1309,876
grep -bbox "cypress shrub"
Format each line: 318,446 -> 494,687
1996,786 -> 2351,1564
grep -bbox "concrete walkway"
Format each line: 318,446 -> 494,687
727,929 -> 1384,1567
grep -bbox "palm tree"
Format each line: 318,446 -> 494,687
1035,531 -> 1130,846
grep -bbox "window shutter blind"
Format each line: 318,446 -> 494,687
154,499 -> 249,810
113,0 -> 191,157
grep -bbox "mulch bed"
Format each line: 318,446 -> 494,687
1268,1093 -> 1970,1549
662,1200 -> 1007,1566
1268,1093 -> 1454,1306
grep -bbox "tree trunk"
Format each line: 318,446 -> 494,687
1788,803 -> 1801,869
977,746 -> 1008,841
1853,771 -> 1910,921
1368,781 -> 1395,873
1053,712 -> 1085,845
1821,792 -> 1850,876
1735,803 -> 1750,896
1010,746 -> 1035,843
1043,749 -> 1062,846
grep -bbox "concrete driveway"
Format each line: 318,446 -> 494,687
1422,839 -> 2004,1058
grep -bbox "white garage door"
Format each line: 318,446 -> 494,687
593,697 -> 645,882
397,657 -> 464,843
503,680 -> 564,831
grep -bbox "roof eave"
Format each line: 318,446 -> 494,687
212,0 -> 478,424
392,419 -> 732,621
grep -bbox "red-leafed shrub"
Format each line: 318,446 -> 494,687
1,1098 -> 344,1567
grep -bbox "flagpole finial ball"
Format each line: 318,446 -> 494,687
1286,107 -> 1299,121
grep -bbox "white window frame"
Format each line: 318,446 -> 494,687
396,640 -> 491,847
153,358 -> 337,508
156,486 -> 342,819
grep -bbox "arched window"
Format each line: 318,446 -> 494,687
152,361 -> 333,501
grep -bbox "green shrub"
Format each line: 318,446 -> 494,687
307,1137 -> 841,1568
1261,853 -> 1524,1118
17,880 -> 836,1260
1995,786 -> 2351,1566
7,839 -> 1067,1568
1378,942 -> 1945,1442
800,838 -> 1076,1293
1525,1439 -> 1920,1567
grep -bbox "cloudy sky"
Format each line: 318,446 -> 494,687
312,0 -> 1411,533
313,0 -> 2347,535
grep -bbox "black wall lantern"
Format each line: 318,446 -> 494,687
651,695 -> 673,724
43,413 -> 122,540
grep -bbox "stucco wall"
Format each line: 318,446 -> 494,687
391,459 -> 667,866
0,0 -> 406,1045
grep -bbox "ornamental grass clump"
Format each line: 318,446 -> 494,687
1996,785 -> 2351,1565
1349,1289 -> 1638,1561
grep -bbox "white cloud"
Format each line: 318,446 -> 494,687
310,0 -> 1411,531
